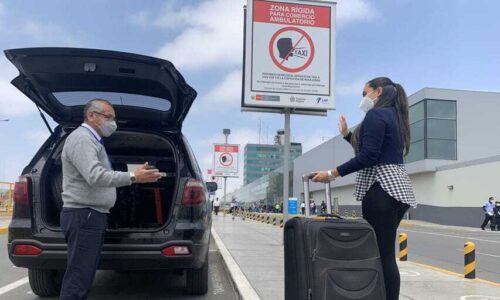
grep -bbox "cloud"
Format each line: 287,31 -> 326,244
204,69 -> 242,104
132,0 -> 244,71
20,21 -> 79,46
0,2 -> 4,30
336,0 -> 381,25
336,79 -> 367,96
134,0 -> 380,72
0,58 -> 38,118
25,130 -> 51,147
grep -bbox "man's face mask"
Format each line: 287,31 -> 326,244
100,120 -> 117,137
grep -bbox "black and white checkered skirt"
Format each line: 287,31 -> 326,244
355,164 -> 417,207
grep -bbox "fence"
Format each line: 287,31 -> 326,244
0,181 -> 14,213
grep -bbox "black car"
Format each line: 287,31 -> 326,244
5,47 -> 217,297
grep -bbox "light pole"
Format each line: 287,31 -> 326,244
0,119 -> 9,122
222,129 -> 230,204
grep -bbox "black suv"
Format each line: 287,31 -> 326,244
5,47 -> 217,297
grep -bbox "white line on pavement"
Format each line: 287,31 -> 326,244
0,277 -> 29,296
211,228 -> 261,300
456,249 -> 500,258
403,229 -> 500,244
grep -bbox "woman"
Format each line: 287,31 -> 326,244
312,77 -> 417,300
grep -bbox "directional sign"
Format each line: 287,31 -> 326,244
213,144 -> 239,177
243,0 -> 336,111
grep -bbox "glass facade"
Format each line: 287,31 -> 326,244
225,166 -> 293,211
244,143 -> 302,185
406,99 -> 457,163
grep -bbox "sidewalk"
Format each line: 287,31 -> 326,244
0,216 -> 11,228
212,214 -> 500,300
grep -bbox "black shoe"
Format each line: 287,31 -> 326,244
481,227 -> 485,230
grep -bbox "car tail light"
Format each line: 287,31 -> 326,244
14,245 -> 42,256
162,246 -> 191,256
181,179 -> 206,206
13,176 -> 31,218
13,177 -> 30,205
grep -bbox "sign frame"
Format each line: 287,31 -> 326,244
242,0 -> 337,112
213,144 -> 240,178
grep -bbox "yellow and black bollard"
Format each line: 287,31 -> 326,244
464,242 -> 476,279
399,233 -> 408,261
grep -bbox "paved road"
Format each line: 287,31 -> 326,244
398,222 -> 500,284
0,234 -> 239,299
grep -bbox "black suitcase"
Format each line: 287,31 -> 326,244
284,173 -> 386,300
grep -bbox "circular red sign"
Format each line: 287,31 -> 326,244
219,152 -> 233,166
268,27 -> 315,73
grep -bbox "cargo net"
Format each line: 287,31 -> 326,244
0,182 -> 14,212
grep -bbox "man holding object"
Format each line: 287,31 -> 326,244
60,99 -> 162,300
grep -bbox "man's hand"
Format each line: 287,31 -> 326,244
134,162 -> 162,183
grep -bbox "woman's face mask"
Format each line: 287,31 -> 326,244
359,90 -> 377,113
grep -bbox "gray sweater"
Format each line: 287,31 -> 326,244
61,126 -> 131,213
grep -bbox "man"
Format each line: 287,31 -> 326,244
60,99 -> 161,299
213,197 -> 221,216
481,197 -> 495,230
230,197 -> 237,214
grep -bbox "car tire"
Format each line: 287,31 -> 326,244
28,268 -> 63,297
186,254 -> 209,295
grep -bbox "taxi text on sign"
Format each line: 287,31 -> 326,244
213,144 -> 240,178
243,0 -> 336,111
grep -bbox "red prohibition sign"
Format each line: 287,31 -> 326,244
219,152 -> 233,166
269,26 -> 315,73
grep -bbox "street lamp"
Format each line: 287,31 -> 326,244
222,129 -> 231,203
0,119 -> 9,122
223,128 -> 231,144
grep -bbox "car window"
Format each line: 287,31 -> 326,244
52,91 -> 172,111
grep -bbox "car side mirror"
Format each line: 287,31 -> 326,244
206,182 -> 218,193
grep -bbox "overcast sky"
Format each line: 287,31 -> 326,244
0,0 -> 498,197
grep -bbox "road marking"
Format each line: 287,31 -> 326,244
402,229 -> 500,244
456,249 -> 500,259
0,277 -> 29,296
408,261 -> 500,287
461,296 -> 500,300
211,228 -> 261,300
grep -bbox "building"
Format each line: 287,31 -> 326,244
292,88 -> 500,227
244,130 -> 302,185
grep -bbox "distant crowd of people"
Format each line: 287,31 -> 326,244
481,197 -> 500,231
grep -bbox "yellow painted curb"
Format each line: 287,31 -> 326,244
0,226 -> 7,235
407,261 -> 500,287
400,220 -> 414,227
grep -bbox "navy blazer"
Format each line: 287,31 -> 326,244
337,107 -> 404,177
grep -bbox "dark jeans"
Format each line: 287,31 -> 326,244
362,183 -> 410,300
60,208 -> 108,300
481,214 -> 493,229
214,206 -> 220,215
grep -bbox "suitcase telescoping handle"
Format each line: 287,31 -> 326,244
302,172 -> 334,217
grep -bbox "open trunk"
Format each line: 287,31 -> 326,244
42,129 -> 178,230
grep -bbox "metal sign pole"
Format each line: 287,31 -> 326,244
283,108 -> 291,223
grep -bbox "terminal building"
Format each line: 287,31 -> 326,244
293,88 -> 500,227
244,130 -> 302,185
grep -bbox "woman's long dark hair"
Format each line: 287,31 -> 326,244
351,77 -> 411,156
